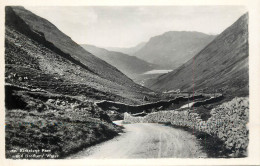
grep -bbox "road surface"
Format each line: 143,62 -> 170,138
67,121 -> 207,159
180,102 -> 196,108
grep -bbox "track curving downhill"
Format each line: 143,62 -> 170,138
68,121 -> 207,159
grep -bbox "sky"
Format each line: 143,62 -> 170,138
26,6 -> 247,48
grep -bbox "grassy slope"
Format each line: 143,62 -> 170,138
5,85 -> 122,159
148,13 -> 249,98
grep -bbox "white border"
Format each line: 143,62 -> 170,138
0,0 -> 259,165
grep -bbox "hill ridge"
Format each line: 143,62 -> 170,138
5,6 -> 137,85
5,6 -> 158,104
81,44 -> 158,81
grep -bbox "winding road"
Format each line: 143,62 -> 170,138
68,121 -> 207,159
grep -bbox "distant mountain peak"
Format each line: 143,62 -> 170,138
147,13 -> 249,98
133,31 -> 216,69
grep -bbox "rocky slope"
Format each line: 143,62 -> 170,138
81,44 -> 157,80
133,31 -> 215,69
124,97 -> 249,157
148,13 -> 248,98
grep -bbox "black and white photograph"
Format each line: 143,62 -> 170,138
2,2 -> 258,163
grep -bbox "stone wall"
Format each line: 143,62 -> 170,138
124,97 -> 249,157
96,94 -> 205,114
192,95 -> 224,107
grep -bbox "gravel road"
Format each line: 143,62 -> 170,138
67,121 -> 207,159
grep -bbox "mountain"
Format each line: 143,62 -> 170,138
106,42 -> 146,55
5,6 -> 157,104
133,31 -> 216,69
148,13 -> 249,97
81,44 -> 157,80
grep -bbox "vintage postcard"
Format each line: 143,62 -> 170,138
0,0 -> 259,165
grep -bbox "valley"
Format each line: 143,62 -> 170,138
4,6 -> 249,159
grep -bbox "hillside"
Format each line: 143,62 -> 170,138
5,6 -> 157,104
133,31 -> 215,69
81,44 -> 157,80
148,13 -> 249,97
106,42 -> 146,55
5,6 -> 160,159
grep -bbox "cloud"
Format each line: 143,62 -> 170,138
25,6 -> 247,47
85,8 -> 98,24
